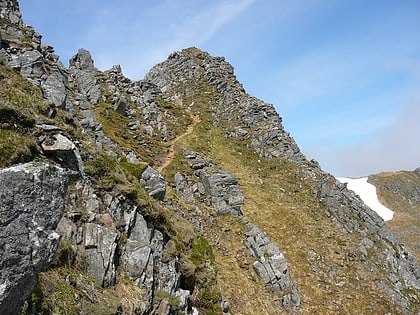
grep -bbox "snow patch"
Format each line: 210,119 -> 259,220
337,177 -> 394,221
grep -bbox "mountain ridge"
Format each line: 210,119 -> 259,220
0,1 -> 419,314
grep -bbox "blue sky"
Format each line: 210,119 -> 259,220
18,0 -> 420,177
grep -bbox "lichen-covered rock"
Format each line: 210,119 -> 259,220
0,162 -> 70,315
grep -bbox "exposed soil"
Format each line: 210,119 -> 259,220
158,111 -> 201,172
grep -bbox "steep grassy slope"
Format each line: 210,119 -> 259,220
0,59 -> 77,168
369,170 -> 420,262
157,74 -> 406,313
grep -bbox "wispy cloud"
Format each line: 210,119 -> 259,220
80,0 -> 256,78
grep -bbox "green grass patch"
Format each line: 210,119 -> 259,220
119,161 -> 148,179
23,269 -> 146,315
0,130 -> 39,168
190,235 -> 215,267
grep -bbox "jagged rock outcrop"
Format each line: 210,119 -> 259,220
101,66 -> 173,140
69,49 -> 101,105
0,1 -> 21,25
244,221 -> 300,308
0,163 -> 70,315
181,149 -> 244,216
0,0 -> 69,108
145,49 -> 304,163
41,63 -> 68,108
58,180 -> 197,314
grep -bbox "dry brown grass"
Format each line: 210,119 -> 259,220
31,268 -> 147,315
369,171 -> 420,262
162,112 -> 405,314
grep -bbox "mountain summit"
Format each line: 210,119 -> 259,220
0,1 -> 419,314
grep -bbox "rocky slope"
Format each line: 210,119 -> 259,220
0,1 -> 419,314
368,168 -> 420,262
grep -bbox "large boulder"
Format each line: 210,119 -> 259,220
198,169 -> 244,215
140,166 -> 166,200
39,131 -> 84,174
0,162 -> 70,315
182,149 -> 244,215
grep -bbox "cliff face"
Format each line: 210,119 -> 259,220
0,163 -> 70,315
0,1 -> 419,314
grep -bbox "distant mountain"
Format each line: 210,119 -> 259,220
0,1 -> 419,314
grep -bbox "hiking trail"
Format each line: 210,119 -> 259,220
158,111 -> 201,172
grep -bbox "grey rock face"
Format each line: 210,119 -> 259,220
198,169 -> 244,215
121,208 -> 187,311
84,223 -> 118,286
0,1 -> 21,25
61,182 -> 192,313
174,172 -> 195,203
244,222 -> 300,308
41,70 -> 67,108
0,163 -> 70,315
113,96 -> 130,116
0,0 -> 69,109
69,49 -> 101,104
140,166 -> 166,200
182,149 -> 244,216
9,50 -> 44,83
100,67 -> 172,141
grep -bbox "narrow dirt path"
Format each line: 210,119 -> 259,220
158,111 -> 201,172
